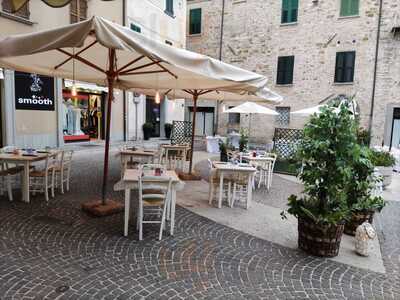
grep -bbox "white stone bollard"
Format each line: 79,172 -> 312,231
355,222 -> 376,257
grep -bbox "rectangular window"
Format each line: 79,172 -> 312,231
165,0 -> 174,16
2,0 -> 30,19
189,8 -> 202,35
130,23 -> 141,33
276,107 -> 291,127
335,51 -> 356,83
281,0 -> 298,24
228,106 -> 240,124
340,0 -> 359,17
276,56 -> 294,85
70,0 -> 87,24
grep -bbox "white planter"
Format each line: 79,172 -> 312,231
376,166 -> 393,188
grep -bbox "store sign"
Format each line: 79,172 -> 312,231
15,71 -> 55,111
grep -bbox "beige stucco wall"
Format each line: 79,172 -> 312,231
186,0 -> 387,144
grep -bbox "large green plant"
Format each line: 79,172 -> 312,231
369,149 -> 396,167
346,146 -> 386,212
282,103 -> 357,225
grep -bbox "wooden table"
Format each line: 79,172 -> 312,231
212,162 -> 256,209
241,155 -> 275,189
120,149 -> 157,173
0,150 -> 59,203
114,169 -> 184,237
160,144 -> 190,170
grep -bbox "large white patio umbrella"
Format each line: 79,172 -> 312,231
291,105 -> 327,116
224,101 -> 278,142
0,16 -> 281,204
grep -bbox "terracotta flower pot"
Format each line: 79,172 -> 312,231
344,210 -> 374,236
298,217 -> 344,257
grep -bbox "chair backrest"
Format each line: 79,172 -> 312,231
207,159 -> 213,170
139,175 -> 172,201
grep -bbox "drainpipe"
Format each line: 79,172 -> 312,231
215,0 -> 225,135
368,0 -> 383,145
122,0 -> 128,141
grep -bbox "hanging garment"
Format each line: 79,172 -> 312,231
67,104 -> 74,135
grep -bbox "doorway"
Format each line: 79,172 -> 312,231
390,108 -> 400,149
146,97 -> 160,137
189,107 -> 215,136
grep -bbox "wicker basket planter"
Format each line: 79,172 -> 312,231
298,217 -> 344,257
344,210 -> 374,236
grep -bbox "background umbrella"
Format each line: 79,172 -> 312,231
0,16 -> 281,211
224,101 -> 278,143
8,0 -> 115,13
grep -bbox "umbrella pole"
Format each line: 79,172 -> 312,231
101,49 -> 116,204
188,92 -> 198,175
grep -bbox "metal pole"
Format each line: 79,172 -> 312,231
188,92 -> 198,174
101,48 -> 116,204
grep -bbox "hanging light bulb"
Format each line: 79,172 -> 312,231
155,91 -> 160,104
71,84 -> 77,97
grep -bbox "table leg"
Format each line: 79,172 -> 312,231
170,188 -> 176,236
124,188 -> 130,237
246,174 -> 253,209
22,161 -> 30,203
218,172 -> 224,209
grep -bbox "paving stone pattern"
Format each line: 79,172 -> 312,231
0,148 -> 400,299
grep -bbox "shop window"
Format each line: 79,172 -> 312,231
335,51 -> 356,83
277,56 -> 294,85
189,8 -> 202,35
281,0 -> 298,24
130,23 -> 141,33
1,0 -> 30,19
70,0 -> 87,24
276,107 -> 290,127
165,0 -> 174,16
228,106 -> 240,124
340,0 -> 359,17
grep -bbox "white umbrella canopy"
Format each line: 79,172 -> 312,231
224,101 -> 279,115
0,16 -> 282,199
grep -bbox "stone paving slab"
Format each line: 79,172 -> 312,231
0,148 -> 399,299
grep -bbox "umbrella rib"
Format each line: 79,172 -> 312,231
117,55 -> 145,73
164,89 -> 172,95
198,90 -> 213,96
146,56 -> 178,79
57,49 -> 106,74
120,70 -> 168,76
54,41 -> 98,70
119,61 -> 161,75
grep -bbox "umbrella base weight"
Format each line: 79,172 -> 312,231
177,170 -> 202,181
82,200 -> 124,217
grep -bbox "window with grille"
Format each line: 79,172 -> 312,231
2,0 -> 30,19
130,23 -> 141,33
165,0 -> 174,16
70,0 -> 87,24
277,56 -> 294,85
281,0 -> 298,24
335,51 -> 356,83
228,106 -> 240,124
340,0 -> 359,17
189,8 -> 202,35
276,107 -> 291,127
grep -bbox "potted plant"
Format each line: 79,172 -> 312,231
369,149 -> 395,188
219,140 -> 228,162
239,128 -> 249,152
344,146 -> 386,235
142,122 -> 154,140
281,104 -> 356,257
164,123 -> 173,139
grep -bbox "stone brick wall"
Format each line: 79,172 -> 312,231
186,0 -> 399,145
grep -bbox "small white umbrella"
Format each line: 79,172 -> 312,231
291,105 -> 327,116
224,101 -> 278,142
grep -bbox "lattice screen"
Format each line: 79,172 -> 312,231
171,121 -> 193,145
275,107 -> 291,127
273,127 -> 303,158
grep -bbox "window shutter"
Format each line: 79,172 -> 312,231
286,56 -> 294,84
281,0 -> 289,23
190,8 -> 201,34
350,0 -> 359,16
340,0 -> 358,16
291,0 -> 298,22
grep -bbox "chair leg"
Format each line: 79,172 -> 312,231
138,203 -> 143,241
60,170 -> 64,194
231,183 -> 237,208
51,170 -> 55,198
44,178 -> 49,203
208,182 -> 214,205
159,202 -> 168,241
6,176 -> 13,202
66,168 -> 71,192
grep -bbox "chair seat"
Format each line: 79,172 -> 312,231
0,165 -> 27,176
30,170 -> 47,177
143,189 -> 164,195
143,199 -> 164,206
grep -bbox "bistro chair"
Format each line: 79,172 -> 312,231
207,159 -> 232,207
230,171 -> 253,209
0,163 -> 24,201
54,150 -> 73,194
29,154 -> 57,202
137,174 -> 172,240
263,153 -> 277,190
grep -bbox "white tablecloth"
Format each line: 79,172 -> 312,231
206,136 -> 227,153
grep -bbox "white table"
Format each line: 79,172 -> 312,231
0,150 -> 60,203
212,162 -> 256,209
114,169 -> 185,237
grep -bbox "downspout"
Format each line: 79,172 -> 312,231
368,0 -> 383,145
215,0 -> 225,135
122,0 -> 127,141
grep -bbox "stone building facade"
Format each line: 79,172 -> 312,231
186,0 -> 400,146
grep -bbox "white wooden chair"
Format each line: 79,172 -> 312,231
138,174 -> 172,240
0,163 -> 24,201
207,159 -> 232,207
263,153 -> 277,190
29,154 -> 57,202
54,150 -> 73,194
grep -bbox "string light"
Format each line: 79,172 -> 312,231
155,91 -> 160,104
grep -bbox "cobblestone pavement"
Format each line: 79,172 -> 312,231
0,148 -> 400,299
